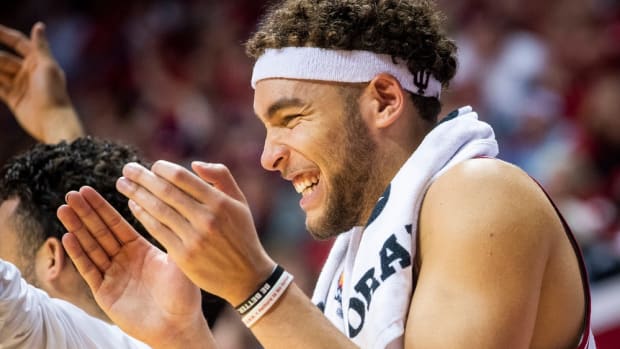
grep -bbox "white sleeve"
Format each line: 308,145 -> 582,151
0,259 -> 151,349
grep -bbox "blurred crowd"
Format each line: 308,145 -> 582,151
1,0 -> 619,347
438,0 -> 620,283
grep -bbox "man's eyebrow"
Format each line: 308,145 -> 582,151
265,98 -> 306,120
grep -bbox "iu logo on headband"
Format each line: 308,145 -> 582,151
413,70 -> 431,95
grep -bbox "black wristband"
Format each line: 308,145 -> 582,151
235,265 -> 284,315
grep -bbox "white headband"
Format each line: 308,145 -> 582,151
251,47 -> 442,99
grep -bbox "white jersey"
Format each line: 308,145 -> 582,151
0,259 -> 150,349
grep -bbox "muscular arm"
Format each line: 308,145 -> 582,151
0,259 -> 149,349
0,23 -> 83,143
405,159 -> 556,348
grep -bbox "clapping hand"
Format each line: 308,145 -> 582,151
58,186 -> 215,349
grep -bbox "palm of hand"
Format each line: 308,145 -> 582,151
8,56 -> 70,139
94,238 -> 203,343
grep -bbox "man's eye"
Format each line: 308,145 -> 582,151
282,114 -> 301,126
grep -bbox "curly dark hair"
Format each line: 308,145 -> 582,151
245,0 -> 458,121
0,137 -> 154,256
0,136 -> 225,326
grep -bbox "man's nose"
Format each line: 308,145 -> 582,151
260,133 -> 289,172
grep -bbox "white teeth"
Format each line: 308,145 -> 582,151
293,175 -> 319,194
302,185 -> 315,196
297,181 -> 304,192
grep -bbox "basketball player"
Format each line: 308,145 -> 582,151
58,1 -> 596,348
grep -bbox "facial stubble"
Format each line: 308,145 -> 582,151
307,99 -> 383,240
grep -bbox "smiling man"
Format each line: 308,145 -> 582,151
57,1 -> 595,348
254,79 -> 382,239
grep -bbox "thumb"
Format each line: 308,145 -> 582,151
30,22 -> 51,55
191,162 -> 247,204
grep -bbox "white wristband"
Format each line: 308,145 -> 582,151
241,269 -> 294,327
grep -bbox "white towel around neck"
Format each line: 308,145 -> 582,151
311,106 -> 499,349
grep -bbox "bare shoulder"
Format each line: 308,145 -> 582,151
428,157 -> 541,202
418,157 -> 562,263
409,157 -> 584,349
407,160 -> 584,348
423,157 -> 555,220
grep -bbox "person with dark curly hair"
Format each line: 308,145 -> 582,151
0,22 -> 225,348
56,1 -> 595,348
0,22 -> 151,349
0,138 -> 157,348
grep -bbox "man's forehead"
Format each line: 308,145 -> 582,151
253,78 -> 340,117
254,78 -> 311,99
253,79 -> 309,117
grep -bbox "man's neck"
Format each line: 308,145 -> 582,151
46,283 -> 112,324
66,292 -> 112,323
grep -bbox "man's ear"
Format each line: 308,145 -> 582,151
365,73 -> 406,129
36,237 -> 66,282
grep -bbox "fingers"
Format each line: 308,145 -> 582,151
150,160 -> 217,203
62,232 -> 103,290
64,189 -> 122,256
116,173 -> 193,243
0,72 -> 12,95
191,161 -> 247,204
0,23 -> 31,57
119,163 -> 202,230
118,161 -> 250,251
0,53 -> 20,99
79,186 -> 140,245
57,199 -> 112,271
30,22 -> 50,55
0,71 -> 11,84
126,199 -> 184,255
0,51 -> 22,74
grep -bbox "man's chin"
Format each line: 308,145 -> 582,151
305,217 -> 352,241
